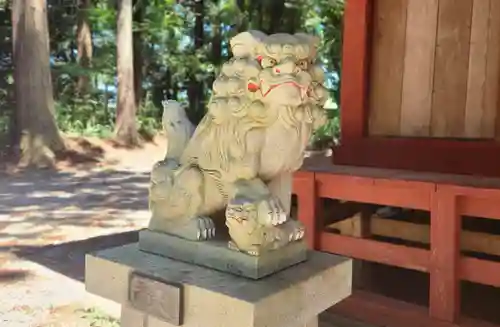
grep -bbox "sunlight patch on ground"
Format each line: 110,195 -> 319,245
1,257 -> 121,327
0,135 -> 166,326
28,191 -> 75,198
1,259 -> 86,326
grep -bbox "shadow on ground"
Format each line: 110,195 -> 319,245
0,169 -> 151,246
0,230 -> 139,284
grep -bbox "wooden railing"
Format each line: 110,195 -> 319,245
292,161 -> 500,327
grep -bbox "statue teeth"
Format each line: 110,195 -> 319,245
261,80 -> 271,95
300,87 -> 307,100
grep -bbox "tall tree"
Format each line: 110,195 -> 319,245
133,0 -> 145,107
76,0 -> 93,94
0,2 -> 15,148
210,1 -> 222,68
268,0 -> 284,34
12,0 -> 65,167
115,0 -> 139,145
187,0 -> 204,123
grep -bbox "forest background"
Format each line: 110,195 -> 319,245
0,0 -> 344,167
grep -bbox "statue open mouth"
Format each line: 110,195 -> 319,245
260,80 -> 309,100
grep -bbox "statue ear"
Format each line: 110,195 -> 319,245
230,30 -> 267,57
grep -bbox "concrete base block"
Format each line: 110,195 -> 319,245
120,305 -> 321,327
85,243 -> 352,327
138,229 -> 308,279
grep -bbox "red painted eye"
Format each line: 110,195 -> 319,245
257,56 -> 278,68
247,82 -> 260,92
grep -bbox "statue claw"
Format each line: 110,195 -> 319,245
295,228 -> 305,241
195,216 -> 216,240
152,216 -> 216,241
282,219 -> 305,243
258,196 -> 288,226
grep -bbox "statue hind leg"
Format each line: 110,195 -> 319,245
148,160 -> 216,241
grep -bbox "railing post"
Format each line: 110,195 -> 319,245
429,185 -> 461,322
293,171 -> 318,250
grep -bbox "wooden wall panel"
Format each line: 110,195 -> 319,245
484,2 -> 500,139
399,0 -> 439,136
431,0 -> 473,138
368,0 -> 408,136
465,0 -> 500,139
367,0 -> 500,139
464,0 -> 490,138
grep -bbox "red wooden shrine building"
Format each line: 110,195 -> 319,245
293,0 -> 500,326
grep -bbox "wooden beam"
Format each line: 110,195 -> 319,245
329,291 -> 498,327
461,257 -> 500,287
316,172 -> 433,210
333,137 -> 500,178
329,214 -> 500,257
320,232 -> 429,272
340,0 -> 372,140
293,172 -> 317,249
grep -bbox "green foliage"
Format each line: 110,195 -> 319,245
0,85 -> 10,133
1,0 -> 344,146
138,94 -> 164,139
312,110 -> 340,148
0,111 -> 9,136
55,98 -> 114,137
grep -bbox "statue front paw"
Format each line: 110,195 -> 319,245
226,194 -> 287,227
255,196 -> 288,226
283,219 -> 305,242
188,216 -> 216,240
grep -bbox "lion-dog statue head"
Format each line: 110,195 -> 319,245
207,30 -> 328,126
181,30 -> 329,182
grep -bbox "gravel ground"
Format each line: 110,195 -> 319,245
0,137 -> 164,327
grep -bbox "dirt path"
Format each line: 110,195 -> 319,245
0,136 -> 166,326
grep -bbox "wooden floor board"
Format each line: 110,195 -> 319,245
320,312 -> 380,327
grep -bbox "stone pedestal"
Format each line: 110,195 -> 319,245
138,229 -> 308,279
85,243 -> 352,327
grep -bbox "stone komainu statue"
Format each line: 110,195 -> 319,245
149,30 -> 329,256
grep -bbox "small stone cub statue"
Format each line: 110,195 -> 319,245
148,30 -> 328,256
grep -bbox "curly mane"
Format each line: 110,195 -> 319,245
180,31 -> 328,178
181,57 -> 276,175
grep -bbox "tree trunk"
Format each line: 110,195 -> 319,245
0,1 -> 16,149
209,15 -> 221,85
12,0 -> 64,168
211,19 -> 222,67
115,0 -> 139,146
132,0 -> 144,108
76,0 -> 93,94
235,0 -> 248,32
257,1 -> 263,30
236,0 -> 245,10
269,0 -> 284,34
69,40 -> 77,63
187,0 -> 204,124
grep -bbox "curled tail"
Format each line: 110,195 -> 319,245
161,100 -> 195,161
